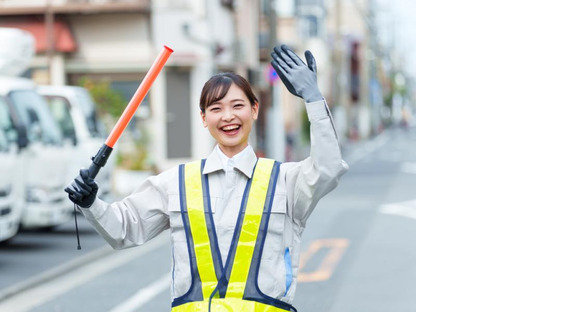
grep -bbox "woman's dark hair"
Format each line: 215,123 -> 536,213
199,72 -> 258,113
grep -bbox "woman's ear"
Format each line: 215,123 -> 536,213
200,110 -> 208,128
252,101 -> 259,120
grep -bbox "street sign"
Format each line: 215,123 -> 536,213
267,64 -> 279,85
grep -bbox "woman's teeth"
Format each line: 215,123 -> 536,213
222,125 -> 240,131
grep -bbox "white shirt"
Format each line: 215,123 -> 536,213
215,144 -> 252,262
81,99 -> 349,304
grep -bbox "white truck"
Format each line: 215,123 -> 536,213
38,85 -> 115,200
0,27 -> 74,230
0,96 -> 24,242
0,76 -> 74,229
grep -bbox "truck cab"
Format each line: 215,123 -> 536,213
38,85 -> 115,200
0,77 -> 74,229
0,96 -> 24,241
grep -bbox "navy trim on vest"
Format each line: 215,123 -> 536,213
172,164 -> 204,307
213,162 -> 256,299
201,159 -> 225,296
242,161 -> 297,312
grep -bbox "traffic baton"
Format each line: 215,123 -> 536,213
86,45 -> 173,180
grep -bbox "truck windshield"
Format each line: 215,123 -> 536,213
10,90 -> 63,145
0,99 -> 8,151
45,96 -> 76,142
0,126 -> 7,151
75,88 -> 105,138
0,97 -> 15,144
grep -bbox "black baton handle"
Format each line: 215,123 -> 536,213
69,144 -> 113,202
88,144 -> 114,179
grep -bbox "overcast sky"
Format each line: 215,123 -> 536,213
377,0 -> 416,77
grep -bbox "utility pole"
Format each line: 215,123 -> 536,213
332,0 -> 354,139
333,0 -> 349,142
265,0 -> 285,161
333,2 -> 343,105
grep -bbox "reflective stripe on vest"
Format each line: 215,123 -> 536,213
172,158 -> 297,312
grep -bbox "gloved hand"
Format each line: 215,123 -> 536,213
270,44 -> 323,103
64,169 -> 98,208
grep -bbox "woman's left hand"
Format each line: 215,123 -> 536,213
271,45 -> 323,103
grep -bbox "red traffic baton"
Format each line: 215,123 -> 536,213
87,45 -> 173,179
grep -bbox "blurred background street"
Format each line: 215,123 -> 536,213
0,0 -> 415,311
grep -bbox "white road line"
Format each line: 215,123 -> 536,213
345,131 -> 390,166
0,232 -> 169,312
110,274 -> 170,312
380,200 -> 416,219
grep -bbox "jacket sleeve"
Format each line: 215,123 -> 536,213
79,168 -> 175,249
286,99 -> 349,227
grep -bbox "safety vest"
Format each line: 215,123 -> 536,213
172,158 -> 297,312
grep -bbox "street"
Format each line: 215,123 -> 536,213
0,126 -> 415,312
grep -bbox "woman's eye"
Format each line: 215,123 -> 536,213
210,107 -> 220,112
234,104 -> 244,108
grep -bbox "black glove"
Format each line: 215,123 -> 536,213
270,44 -> 323,103
64,169 -> 98,208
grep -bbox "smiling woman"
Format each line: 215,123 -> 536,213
199,73 -> 260,158
65,45 -> 349,312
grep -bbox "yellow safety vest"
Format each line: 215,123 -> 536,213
172,158 -> 297,312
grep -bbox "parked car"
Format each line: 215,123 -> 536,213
0,76 -> 74,229
0,96 -> 24,242
38,85 -> 115,200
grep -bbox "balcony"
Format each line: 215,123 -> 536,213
0,0 -> 150,15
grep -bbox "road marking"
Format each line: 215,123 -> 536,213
380,200 -> 416,219
298,238 -> 349,283
109,274 -> 170,312
0,243 -> 115,302
346,131 -> 390,166
0,233 -> 168,312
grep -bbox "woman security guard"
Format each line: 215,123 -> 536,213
65,45 -> 348,311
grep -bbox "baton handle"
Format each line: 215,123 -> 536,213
88,144 -> 114,179
66,143 -> 113,202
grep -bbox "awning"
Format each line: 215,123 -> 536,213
0,18 -> 77,53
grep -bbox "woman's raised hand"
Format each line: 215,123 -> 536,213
270,44 -> 323,103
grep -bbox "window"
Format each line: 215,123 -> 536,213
0,97 -> 16,144
45,96 -> 76,142
9,90 -> 63,145
74,89 -> 106,138
305,15 -> 319,37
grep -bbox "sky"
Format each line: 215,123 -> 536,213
376,0 -> 416,77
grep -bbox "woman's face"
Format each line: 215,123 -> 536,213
201,83 -> 259,157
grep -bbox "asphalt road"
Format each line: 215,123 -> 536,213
0,126 -> 416,312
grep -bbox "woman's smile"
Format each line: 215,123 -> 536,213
201,83 -> 259,157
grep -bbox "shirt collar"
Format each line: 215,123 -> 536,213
216,146 -> 232,170
203,145 -> 257,179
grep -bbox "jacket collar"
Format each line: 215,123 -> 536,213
202,145 -> 257,179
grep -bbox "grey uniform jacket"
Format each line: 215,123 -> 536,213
80,99 -> 349,304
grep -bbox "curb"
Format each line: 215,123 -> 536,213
0,244 -> 115,302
